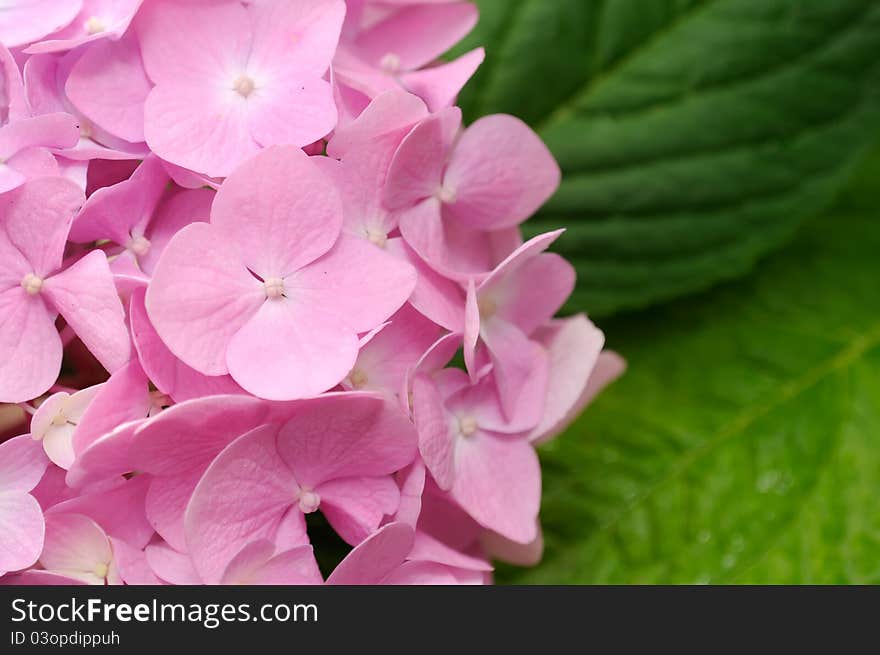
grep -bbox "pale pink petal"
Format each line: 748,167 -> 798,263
221,541 -> 323,585
384,107 -> 460,210
392,459 -> 426,527
481,524 -> 544,567
70,359 -> 149,456
248,0 -> 345,78
42,250 -> 131,373
401,47 -> 485,112
0,491 -> 45,575
138,187 -> 214,276
211,146 -> 342,277
144,473 -> 200,553
276,394 -> 417,487
130,288 -> 244,403
0,113 -> 79,158
65,419 -> 142,488
327,89 -> 427,159
226,297 -> 358,400
65,35 -> 151,143
143,82 -> 257,178
452,433 -> 541,544
319,476 -> 400,545
0,176 -> 83,277
383,560 -> 475,584
25,0 -> 145,54
443,115 -> 560,230
0,0 -> 83,48
355,3 -> 477,70
111,537 -> 162,585
0,570 -> 85,585
0,434 -> 48,492
184,424 -> 295,584
290,233 -> 416,332
0,43 -> 27,123
40,513 -> 112,584
410,530 -> 492,571
135,0 -> 250,84
326,522 -> 414,585
529,316 -> 606,444
386,238 -> 464,332
145,222 -> 265,376
48,474 -> 153,548
412,374 -> 456,490
145,541 -> 202,585
0,288 -> 62,404
246,76 -> 337,150
480,319 -> 548,422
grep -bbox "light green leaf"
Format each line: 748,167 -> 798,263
497,157 -> 880,584
455,0 -> 880,315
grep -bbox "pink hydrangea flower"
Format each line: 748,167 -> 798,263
0,435 -> 48,576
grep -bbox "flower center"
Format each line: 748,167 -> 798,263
21,273 -> 43,295
348,368 -> 368,389
127,234 -> 151,257
232,74 -> 256,98
264,277 -> 285,300
50,410 -> 69,428
458,416 -> 478,438
93,562 -> 109,579
79,119 -> 93,139
296,488 -> 320,514
436,184 -> 457,204
365,227 -> 387,248
477,296 -> 497,320
380,53 -> 401,73
85,16 -> 106,34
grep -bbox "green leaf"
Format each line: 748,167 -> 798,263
497,157 -> 880,584
454,0 -> 880,315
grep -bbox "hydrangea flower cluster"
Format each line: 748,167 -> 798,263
0,0 -> 623,585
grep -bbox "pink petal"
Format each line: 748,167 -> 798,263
412,374 -> 456,490
246,76 -> 337,150
451,433 -> 541,544
145,222 -> 265,376
327,89 -> 427,159
65,35 -> 151,143
481,524 -> 544,567
248,0 -> 345,77
145,541 -> 202,585
40,513 -> 113,584
221,542 -> 323,585
290,233 -> 417,332
410,530 -> 493,571
392,459 -> 426,527
211,146 -> 343,278
184,424 -> 295,584
326,522 -> 414,585
0,112 -> 79,158
0,0 -> 82,48
0,176 -> 83,277
42,249 -> 131,373
0,434 -> 49,492
143,81 -> 257,178
135,0 -> 250,85
0,492 -> 45,575
480,319 -> 548,422
443,115 -> 561,230
70,358 -> 149,457
276,393 -> 417,488
65,419 -> 142,488
354,3 -> 477,71
0,288 -> 62,403
130,287 -> 244,403
401,47 -> 485,112
144,473 -> 200,553
48,475 -> 153,548
226,296 -> 358,400
138,187 -> 214,276
385,238 -> 464,332
112,537 -> 162,585
383,106 -> 460,210
319,476 -> 401,545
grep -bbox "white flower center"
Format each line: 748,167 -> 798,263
232,74 -> 256,98
436,185 -> 457,204
50,410 -> 69,428
296,488 -> 320,514
477,296 -> 497,320
21,273 -> 43,295
85,16 -> 105,34
365,227 -> 387,248
127,234 -> 151,257
264,277 -> 285,300
458,415 -> 478,438
348,368 -> 368,389
380,53 -> 401,73
93,562 -> 109,579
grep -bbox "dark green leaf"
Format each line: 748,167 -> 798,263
455,0 -> 880,315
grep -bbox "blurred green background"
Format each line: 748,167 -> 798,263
452,0 -> 880,583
